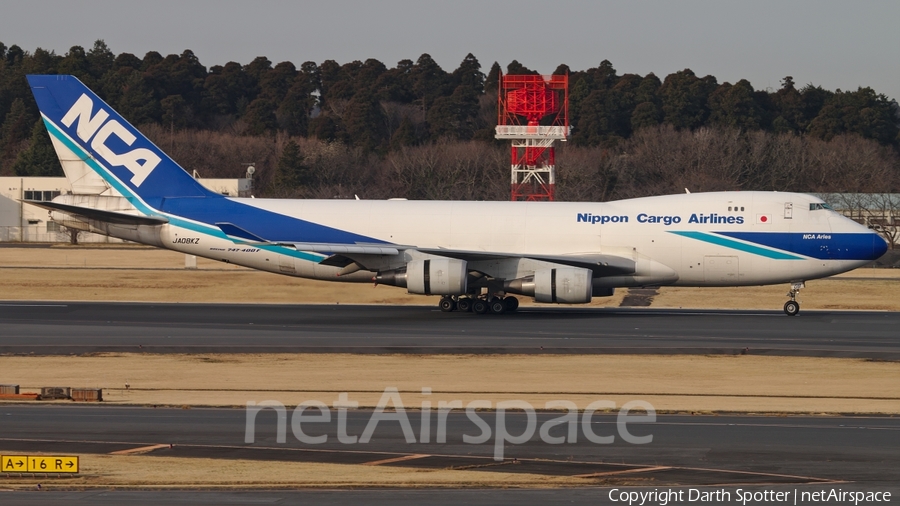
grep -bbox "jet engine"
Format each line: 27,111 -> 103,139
504,267 -> 593,304
375,258 -> 468,296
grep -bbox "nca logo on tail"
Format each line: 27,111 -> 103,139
61,94 -> 161,187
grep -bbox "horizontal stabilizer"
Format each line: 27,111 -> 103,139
24,200 -> 168,226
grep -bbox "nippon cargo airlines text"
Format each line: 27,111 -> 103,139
577,213 -> 745,225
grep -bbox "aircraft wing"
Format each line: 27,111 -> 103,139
415,248 -> 636,276
288,243 -> 403,255
214,224 -> 637,277
301,243 -> 635,277
215,223 -> 406,256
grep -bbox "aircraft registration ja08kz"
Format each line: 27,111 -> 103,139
26,75 -> 888,316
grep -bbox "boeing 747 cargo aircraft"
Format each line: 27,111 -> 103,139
25,75 -> 888,315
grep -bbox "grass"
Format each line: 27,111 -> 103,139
2,353 -> 898,414
0,451 -> 587,489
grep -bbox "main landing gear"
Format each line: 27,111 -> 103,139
783,282 -> 804,316
439,295 -> 518,315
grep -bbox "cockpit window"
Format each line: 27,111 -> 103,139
809,203 -> 833,211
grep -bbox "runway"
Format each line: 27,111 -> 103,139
4,405 -> 899,480
0,302 -> 898,357
1,406 -> 898,504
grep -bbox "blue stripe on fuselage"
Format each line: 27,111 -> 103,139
669,231 -> 803,260
716,232 -> 886,261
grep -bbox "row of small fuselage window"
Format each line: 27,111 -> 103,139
724,203 -> 831,213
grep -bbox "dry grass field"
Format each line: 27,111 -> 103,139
0,451 -> 587,489
3,353 -> 898,414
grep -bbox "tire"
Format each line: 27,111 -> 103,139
457,298 -> 473,312
503,296 -> 519,312
783,300 -> 800,316
472,299 -> 489,314
489,299 -> 506,314
439,297 -> 456,312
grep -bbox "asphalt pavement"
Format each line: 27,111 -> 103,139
0,302 -> 898,357
1,406 -> 898,505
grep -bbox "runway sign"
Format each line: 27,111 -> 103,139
1,455 -> 79,473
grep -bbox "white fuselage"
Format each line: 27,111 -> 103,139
139,191 -> 879,290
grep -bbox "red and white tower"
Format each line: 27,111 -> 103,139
495,74 -> 569,201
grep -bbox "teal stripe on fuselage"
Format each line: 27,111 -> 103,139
42,116 -> 326,263
669,231 -> 804,260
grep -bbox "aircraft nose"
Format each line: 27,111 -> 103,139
872,232 -> 888,260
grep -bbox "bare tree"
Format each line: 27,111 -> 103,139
133,121 -> 900,203
60,225 -> 81,245
865,193 -> 900,249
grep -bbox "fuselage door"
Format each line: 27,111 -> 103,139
704,255 -> 739,284
784,202 -> 793,219
278,253 -> 296,274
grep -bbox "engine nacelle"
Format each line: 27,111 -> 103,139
534,267 -> 592,304
405,258 -> 468,296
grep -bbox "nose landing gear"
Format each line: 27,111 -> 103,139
783,282 -> 804,316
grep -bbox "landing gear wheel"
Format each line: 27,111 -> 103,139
783,300 -> 800,316
489,298 -> 506,314
784,281 -> 804,316
472,299 -> 489,314
503,296 -> 519,312
456,297 -> 473,312
439,297 -> 456,312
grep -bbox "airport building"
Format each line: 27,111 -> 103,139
0,176 -> 251,243
813,193 -> 899,250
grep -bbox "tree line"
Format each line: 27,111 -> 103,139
0,40 -> 898,201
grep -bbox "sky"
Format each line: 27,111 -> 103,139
2,0 -> 899,100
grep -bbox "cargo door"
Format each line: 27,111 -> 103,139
703,256 -> 739,283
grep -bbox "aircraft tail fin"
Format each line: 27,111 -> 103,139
27,74 -> 215,203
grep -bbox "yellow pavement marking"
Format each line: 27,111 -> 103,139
573,465 -> 670,478
363,454 -> 431,466
109,444 -> 170,455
